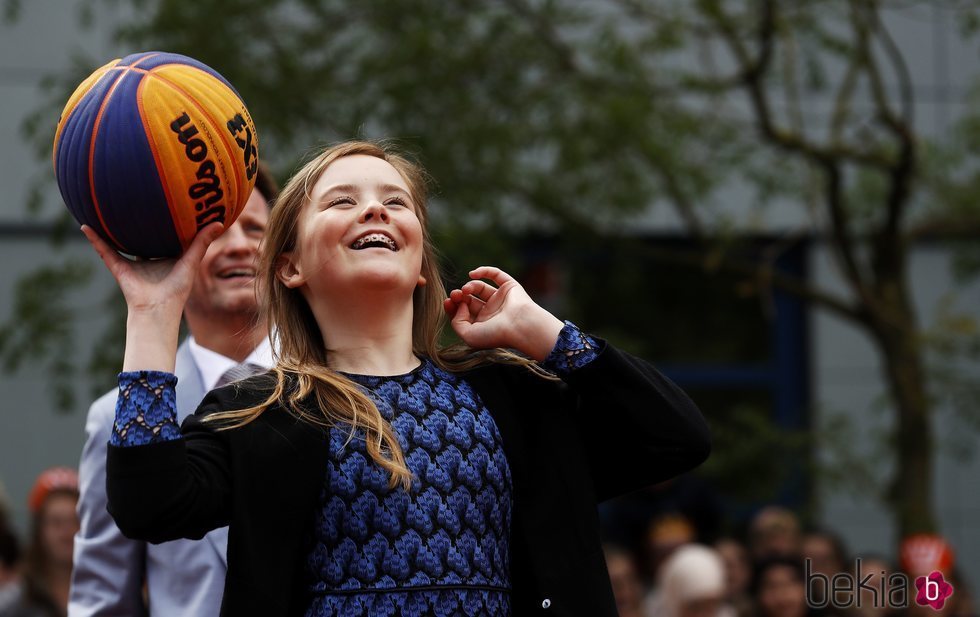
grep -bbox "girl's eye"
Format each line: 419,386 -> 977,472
327,196 -> 355,208
384,196 -> 407,207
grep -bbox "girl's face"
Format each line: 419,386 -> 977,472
39,492 -> 79,568
285,155 -> 424,299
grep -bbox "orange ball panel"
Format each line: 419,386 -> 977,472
137,67 -> 256,250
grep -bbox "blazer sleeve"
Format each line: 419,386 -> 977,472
560,339 -> 711,502
105,388 -> 237,545
69,391 -> 149,617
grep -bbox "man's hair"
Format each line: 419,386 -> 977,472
254,161 -> 279,203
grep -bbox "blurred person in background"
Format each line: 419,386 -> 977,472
2,468 -> 79,617
0,478 -> 22,614
0,517 -> 22,614
599,474 -> 725,551
715,537 -> 753,617
749,507 -> 802,561
752,556 -> 818,617
647,543 -> 735,617
604,544 -> 645,617
644,512 -> 697,582
803,529 -> 849,579
845,555 -> 901,617
0,481 -> 9,521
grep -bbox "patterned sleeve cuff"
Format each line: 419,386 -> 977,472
542,321 -> 601,377
110,370 -> 182,447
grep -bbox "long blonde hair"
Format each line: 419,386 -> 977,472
205,141 -> 553,489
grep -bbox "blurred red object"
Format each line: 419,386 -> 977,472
27,467 -> 79,514
900,534 -> 955,576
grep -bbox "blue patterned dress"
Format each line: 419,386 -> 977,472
111,321 -> 598,616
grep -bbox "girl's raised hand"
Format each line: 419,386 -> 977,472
443,266 -> 564,361
83,223 -> 225,372
81,223 -> 224,317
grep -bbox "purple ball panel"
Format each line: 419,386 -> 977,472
91,69 -> 182,257
55,68 -> 126,248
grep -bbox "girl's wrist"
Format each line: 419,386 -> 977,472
513,305 -> 565,362
122,310 -> 182,372
126,306 -> 182,333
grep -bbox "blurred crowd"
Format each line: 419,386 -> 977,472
0,469 -> 78,617
599,478 -> 975,617
0,466 -> 974,617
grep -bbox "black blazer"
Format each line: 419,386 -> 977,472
107,341 -> 710,616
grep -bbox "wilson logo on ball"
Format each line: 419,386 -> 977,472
169,111 -> 226,230
53,51 -> 259,258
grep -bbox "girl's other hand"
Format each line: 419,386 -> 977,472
443,266 -> 563,361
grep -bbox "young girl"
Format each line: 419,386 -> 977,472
84,141 -> 710,617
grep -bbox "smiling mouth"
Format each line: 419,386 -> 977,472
217,268 -> 256,280
350,233 -> 399,251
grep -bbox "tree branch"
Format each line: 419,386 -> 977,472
844,1 -> 916,300
869,0 -> 914,128
829,47 -> 861,143
635,147 -> 706,239
499,0 -> 582,75
705,0 -> 876,309
906,216 -> 980,241
859,0 -> 916,244
703,0 -> 894,172
779,20 -> 806,138
501,0 -> 707,237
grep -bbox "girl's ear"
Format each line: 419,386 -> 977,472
276,252 -> 304,289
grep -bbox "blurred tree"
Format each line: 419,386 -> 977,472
4,0 -> 980,540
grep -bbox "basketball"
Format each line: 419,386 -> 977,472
53,51 -> 258,258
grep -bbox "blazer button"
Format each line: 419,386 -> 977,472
542,598 -> 552,609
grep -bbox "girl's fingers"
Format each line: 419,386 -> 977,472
446,289 -> 486,320
450,300 -> 473,335
469,266 -> 515,288
81,225 -> 127,273
181,222 -> 224,268
461,280 -> 496,302
449,288 -> 485,304
466,294 -> 485,317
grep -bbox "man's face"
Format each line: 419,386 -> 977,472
184,188 -> 269,322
